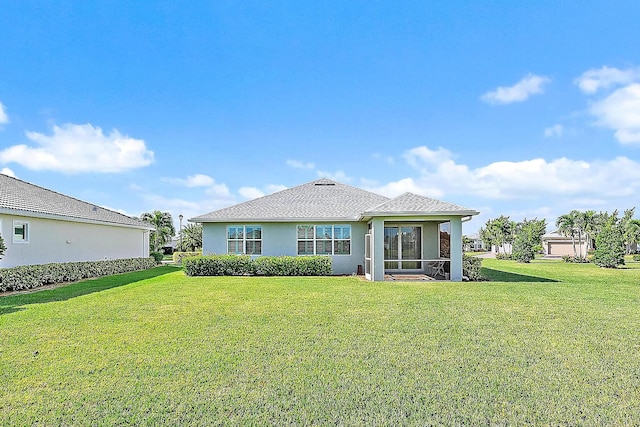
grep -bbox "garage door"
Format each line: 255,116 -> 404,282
548,242 -> 574,256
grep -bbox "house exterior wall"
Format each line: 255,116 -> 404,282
202,221 -> 368,275
0,214 -> 150,268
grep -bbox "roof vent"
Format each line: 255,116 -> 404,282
314,179 -> 336,186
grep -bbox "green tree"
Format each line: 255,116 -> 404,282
592,211 -> 626,268
480,215 -> 513,254
176,223 -> 203,252
512,218 -> 547,263
0,232 -> 6,259
625,219 -> 640,254
556,212 -> 578,257
140,210 -> 175,252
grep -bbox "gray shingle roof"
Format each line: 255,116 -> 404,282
363,192 -> 478,216
192,179 -> 478,222
0,174 -> 152,229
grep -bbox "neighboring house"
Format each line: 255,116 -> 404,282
464,233 -> 485,252
0,174 -> 152,268
542,230 -> 588,257
191,179 -> 479,281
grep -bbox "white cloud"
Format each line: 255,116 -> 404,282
0,123 -> 154,173
317,169 -> 351,182
0,102 -> 8,125
266,184 -> 288,193
375,146 -> 640,203
1,167 -> 15,177
575,66 -> 640,94
481,74 -> 551,105
544,124 -> 564,138
164,174 -> 215,187
589,84 -> 640,144
239,187 -> 265,199
286,159 -> 315,169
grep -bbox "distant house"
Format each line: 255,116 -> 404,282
191,179 -> 479,281
542,230 -> 588,257
0,174 -> 152,268
464,233 -> 485,252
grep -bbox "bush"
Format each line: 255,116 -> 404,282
462,254 -> 483,281
253,256 -> 332,276
495,253 -> 512,260
150,251 -> 164,264
0,257 -> 157,293
183,255 -> 332,277
592,221 -> 626,268
633,254 -> 640,262
562,255 -> 590,263
173,251 -> 202,265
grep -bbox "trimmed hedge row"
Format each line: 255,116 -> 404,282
173,251 -> 203,265
0,257 -> 157,293
183,255 -> 332,277
462,254 -> 483,281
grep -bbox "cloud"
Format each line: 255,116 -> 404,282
544,124 -> 564,138
589,84 -> 640,144
164,174 -> 215,187
1,167 -> 15,177
239,187 -> 265,199
286,159 -> 315,169
481,74 -> 550,105
575,66 -> 640,94
373,146 -> 640,203
0,102 -> 8,125
317,169 -> 351,182
0,123 -> 154,173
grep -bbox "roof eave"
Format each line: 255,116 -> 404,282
0,208 -> 154,230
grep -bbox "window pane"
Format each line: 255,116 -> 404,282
316,240 -> 332,255
297,225 -> 313,239
246,240 -> 262,255
334,240 -> 351,255
316,226 -> 332,240
228,241 -> 242,254
228,226 -> 243,239
246,226 -> 261,239
334,225 -> 350,239
14,225 -> 25,239
297,240 -> 314,255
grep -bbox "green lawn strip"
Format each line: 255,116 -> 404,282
1,263 -> 640,425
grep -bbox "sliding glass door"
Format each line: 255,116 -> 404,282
384,225 -> 422,271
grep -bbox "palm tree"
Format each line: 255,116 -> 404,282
556,213 -> 577,257
140,210 -> 175,252
177,223 -> 203,252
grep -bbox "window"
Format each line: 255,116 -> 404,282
13,220 -> 30,243
227,225 -> 262,254
297,225 -> 351,255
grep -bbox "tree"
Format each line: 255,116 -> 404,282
480,215 -> 513,254
140,211 -> 175,253
512,218 -> 547,263
592,211 -> 626,268
176,223 -> 203,252
625,219 -> 640,254
0,232 -> 6,260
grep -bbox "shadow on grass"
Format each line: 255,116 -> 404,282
482,267 -> 559,283
0,265 -> 180,316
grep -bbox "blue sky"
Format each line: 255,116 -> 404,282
2,1 -> 640,233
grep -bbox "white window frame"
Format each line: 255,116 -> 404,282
13,220 -> 30,244
227,225 -> 262,255
297,224 -> 351,256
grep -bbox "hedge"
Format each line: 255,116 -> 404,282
0,257 -> 157,293
462,254 -> 483,281
173,251 -> 203,265
183,255 -> 332,277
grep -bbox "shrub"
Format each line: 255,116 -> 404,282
633,254 -> 640,262
0,233 -> 6,260
562,255 -> 590,263
150,251 -> 164,264
462,254 -> 483,281
0,257 -> 157,293
592,220 -> 626,268
253,256 -> 332,276
183,255 -> 332,277
495,253 -> 512,260
173,251 -> 202,265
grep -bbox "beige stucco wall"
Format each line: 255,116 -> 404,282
0,214 -> 150,268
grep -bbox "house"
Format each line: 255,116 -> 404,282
190,179 -> 479,281
542,230 -> 588,257
0,174 -> 152,268
464,233 -> 485,252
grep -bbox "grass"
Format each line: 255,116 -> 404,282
2,261 -> 640,425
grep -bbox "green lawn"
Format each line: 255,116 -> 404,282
2,260 -> 640,425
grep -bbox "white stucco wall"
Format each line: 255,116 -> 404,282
0,214 -> 150,268
202,221 -> 367,275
